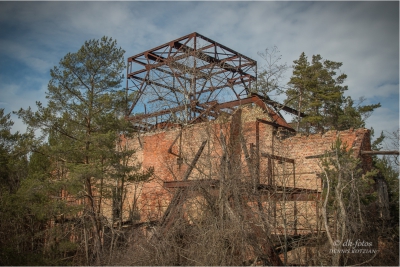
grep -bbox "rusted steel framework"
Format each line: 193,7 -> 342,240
126,32 -> 257,128
126,33 -> 319,264
155,109 -> 320,264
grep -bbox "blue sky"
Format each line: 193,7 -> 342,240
0,1 -> 398,139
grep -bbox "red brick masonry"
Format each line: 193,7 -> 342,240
112,108 -> 372,225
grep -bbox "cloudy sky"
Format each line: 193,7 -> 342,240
0,1 -> 398,139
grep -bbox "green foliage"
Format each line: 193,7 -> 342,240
320,138 -> 381,265
1,149 -> 77,265
0,108 -> 16,146
0,111 -> 67,265
321,138 -> 376,208
370,129 -> 399,226
335,96 -> 381,130
375,157 -> 399,222
16,36 -> 137,191
370,128 -> 385,151
14,36 -> 153,265
0,108 -> 31,193
285,53 -> 380,133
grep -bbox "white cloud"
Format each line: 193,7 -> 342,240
0,76 -> 48,134
372,83 -> 399,98
366,106 -> 399,136
0,1 -> 398,135
0,40 -> 54,74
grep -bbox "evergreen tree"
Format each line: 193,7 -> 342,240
0,110 -> 60,265
0,108 -> 29,193
370,129 -> 399,227
16,37 -> 152,265
285,52 -> 313,131
320,138 -> 379,266
286,53 -> 380,133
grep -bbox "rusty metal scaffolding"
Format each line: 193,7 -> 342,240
126,33 -> 321,265
126,32 -> 258,127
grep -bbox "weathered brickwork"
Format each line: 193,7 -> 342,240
277,128 -> 372,190
108,107 -> 372,229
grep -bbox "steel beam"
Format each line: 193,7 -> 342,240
126,32 -> 257,118
257,118 -> 295,133
361,150 -> 399,155
126,102 -> 194,122
251,93 -> 307,118
261,152 -> 295,164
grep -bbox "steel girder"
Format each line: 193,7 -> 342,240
126,32 -> 257,128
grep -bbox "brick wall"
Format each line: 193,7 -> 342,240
280,128 -> 372,189
110,107 -> 372,227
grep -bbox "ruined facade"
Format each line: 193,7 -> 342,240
112,32 -> 372,225
107,107 -> 372,227
101,33 -> 376,264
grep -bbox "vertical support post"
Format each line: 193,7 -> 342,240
270,124 -> 277,231
316,175 -> 320,235
228,109 -> 242,180
293,162 -> 298,235
249,143 -> 258,191
125,61 -> 129,117
178,127 -> 183,169
273,195 -> 277,230
254,61 -> 257,96
192,34 -> 197,103
256,121 -> 260,185
267,158 -> 273,185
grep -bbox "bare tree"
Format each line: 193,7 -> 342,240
257,46 -> 289,99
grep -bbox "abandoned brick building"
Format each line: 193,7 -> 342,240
100,33 -> 379,264
114,105 -> 372,229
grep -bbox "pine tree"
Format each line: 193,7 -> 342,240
0,110 -> 58,265
0,108 -> 29,193
286,53 -> 380,133
16,37 -> 152,265
286,52 -> 313,131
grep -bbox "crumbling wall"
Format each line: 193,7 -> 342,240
112,109 -> 371,228
281,128 -> 372,189
116,107 -> 273,223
